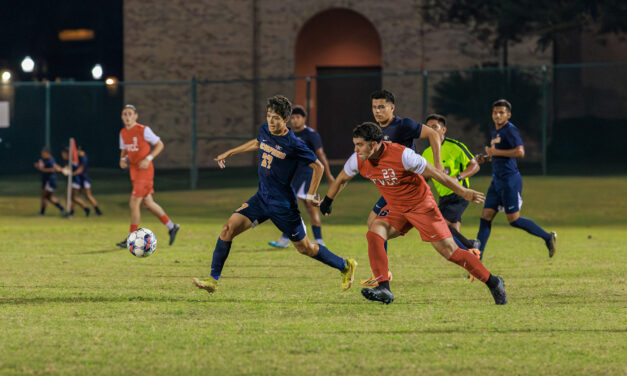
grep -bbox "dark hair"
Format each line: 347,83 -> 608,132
353,122 -> 383,142
425,113 -> 447,127
266,95 -> 292,120
370,89 -> 395,104
492,99 -> 512,111
291,105 -> 307,118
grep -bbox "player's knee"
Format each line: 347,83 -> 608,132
294,241 -> 315,256
220,224 -> 235,240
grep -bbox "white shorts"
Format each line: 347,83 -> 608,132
44,182 -> 55,192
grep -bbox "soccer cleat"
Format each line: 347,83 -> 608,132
361,286 -> 394,304
488,276 -> 507,305
169,224 -> 181,246
546,232 -> 557,258
268,238 -> 289,248
84,207 -> 91,217
360,270 -> 394,287
340,258 -> 357,290
192,277 -> 218,294
116,238 -> 128,249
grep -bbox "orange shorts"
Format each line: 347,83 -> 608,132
377,204 -> 452,242
131,179 -> 154,198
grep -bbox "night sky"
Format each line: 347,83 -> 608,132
0,0 -> 122,82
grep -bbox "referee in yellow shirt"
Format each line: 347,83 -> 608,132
422,114 -> 481,250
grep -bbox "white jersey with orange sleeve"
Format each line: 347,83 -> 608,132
343,142 -> 433,212
119,123 -> 161,181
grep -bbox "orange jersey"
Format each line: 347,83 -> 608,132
119,123 -> 160,181
344,142 -> 434,212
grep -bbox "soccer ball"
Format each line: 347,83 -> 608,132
127,228 -> 157,257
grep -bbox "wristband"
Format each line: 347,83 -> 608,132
306,193 -> 316,201
456,175 -> 463,181
146,155 -> 154,161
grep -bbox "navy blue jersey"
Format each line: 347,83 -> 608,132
78,154 -> 89,180
490,122 -> 524,177
256,123 -> 318,208
292,126 -> 323,178
381,116 -> 423,151
40,157 -> 57,183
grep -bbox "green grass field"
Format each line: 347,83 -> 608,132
0,172 -> 625,375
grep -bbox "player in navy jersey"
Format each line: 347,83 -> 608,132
34,147 -> 65,215
360,89 -> 445,287
60,147 -> 91,217
192,95 -> 356,294
475,99 -> 557,259
71,147 -> 102,216
268,105 -> 335,248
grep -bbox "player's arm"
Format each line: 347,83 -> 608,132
421,163 -> 485,204
119,134 -> 128,169
485,145 -> 525,159
320,151 -> 358,217
305,159 -> 324,207
419,126 -> 444,171
72,164 -> 85,175
214,138 -> 259,169
314,147 -> 335,184
459,158 -> 480,180
138,140 -> 164,169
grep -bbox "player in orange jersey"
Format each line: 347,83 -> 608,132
320,122 -> 507,305
115,105 -> 180,248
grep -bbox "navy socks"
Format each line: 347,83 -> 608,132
210,238 -> 232,280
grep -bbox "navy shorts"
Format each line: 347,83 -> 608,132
371,196 -> 387,215
438,193 -> 470,223
234,193 -> 307,242
484,173 -> 523,214
290,168 -> 312,200
42,178 -> 57,192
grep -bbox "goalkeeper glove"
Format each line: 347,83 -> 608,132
320,196 -> 333,215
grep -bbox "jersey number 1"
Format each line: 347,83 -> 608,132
261,152 -> 273,169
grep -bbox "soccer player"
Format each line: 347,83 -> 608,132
192,95 -> 356,294
475,99 -> 557,259
269,105 -> 335,248
115,104 -> 180,248
320,122 -> 507,305
34,147 -> 65,215
73,146 -> 103,215
60,147 -> 91,217
360,89 -> 444,288
422,114 -> 481,251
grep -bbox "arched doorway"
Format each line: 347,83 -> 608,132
295,8 -> 382,160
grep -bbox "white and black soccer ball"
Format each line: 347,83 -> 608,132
127,228 -> 157,257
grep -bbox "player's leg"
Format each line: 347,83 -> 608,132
39,189 -> 48,215
83,179 -> 102,215
193,196 -> 265,293
70,186 -> 90,216
142,193 -> 180,245
503,175 -> 556,257
43,181 -> 64,214
430,237 -> 507,305
439,194 -> 476,250
304,198 -> 325,246
361,215 -> 401,304
477,179 -> 500,259
361,196 -> 392,287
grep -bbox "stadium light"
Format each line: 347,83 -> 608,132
105,77 -> 117,86
21,56 -> 35,73
1,71 -> 11,83
91,64 -> 103,80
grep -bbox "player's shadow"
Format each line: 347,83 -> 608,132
77,248 -> 125,255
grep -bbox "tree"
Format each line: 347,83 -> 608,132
421,0 -> 627,66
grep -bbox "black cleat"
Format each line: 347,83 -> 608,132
488,276 -> 507,305
546,232 -> 557,258
85,207 -> 91,217
168,224 -> 180,245
116,238 -> 128,249
361,286 -> 394,304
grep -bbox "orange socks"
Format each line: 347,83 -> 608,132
366,231 -> 389,283
448,248 -> 490,283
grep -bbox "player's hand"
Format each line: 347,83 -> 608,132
320,196 -> 333,216
120,158 -> 128,169
461,188 -> 485,204
61,167 -> 70,176
139,159 -> 150,169
485,145 -> 496,157
306,193 -> 322,207
34,161 -> 43,170
475,153 -> 490,164
214,152 -> 231,169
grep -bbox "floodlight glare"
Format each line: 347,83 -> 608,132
1,71 -> 11,83
91,64 -> 103,80
21,56 -> 35,73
